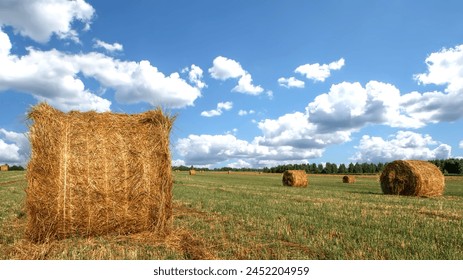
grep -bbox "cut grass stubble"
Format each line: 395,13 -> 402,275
1,171 -> 463,259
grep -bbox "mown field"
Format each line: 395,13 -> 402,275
1,170 -> 462,259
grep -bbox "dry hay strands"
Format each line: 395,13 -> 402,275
380,160 -> 445,197
282,170 -> 308,187
26,103 -> 175,242
189,169 -> 196,175
342,175 -> 356,183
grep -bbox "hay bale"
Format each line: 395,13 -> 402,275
189,169 -> 196,175
26,103 -> 175,242
342,175 -> 355,183
380,160 -> 444,197
0,164 -> 8,171
282,170 -> 308,187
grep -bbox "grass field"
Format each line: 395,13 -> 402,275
1,170 -> 462,259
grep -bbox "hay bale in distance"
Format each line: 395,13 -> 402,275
282,170 -> 308,187
0,164 -> 8,171
26,103 -> 175,242
380,160 -> 444,197
189,169 -> 196,175
342,175 -> 355,183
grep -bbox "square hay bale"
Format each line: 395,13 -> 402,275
0,164 -> 8,171
26,103 -> 175,242
282,170 -> 308,187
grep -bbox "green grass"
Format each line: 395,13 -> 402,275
1,171 -> 462,259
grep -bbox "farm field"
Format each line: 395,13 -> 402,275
0,170 -> 462,259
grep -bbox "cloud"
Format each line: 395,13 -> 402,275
0,129 -> 30,165
295,58 -> 345,82
306,81 -> 424,131
201,101 -> 233,117
278,77 -> 305,88
185,64 -> 206,89
175,44 -> 463,167
172,159 -> 186,166
175,133 -> 323,167
0,0 -> 94,43
414,44 -> 463,93
227,159 -> 252,169
460,140 -> 463,149
209,56 -> 264,95
352,131 -> 452,163
256,112 -> 351,149
0,37 -> 111,112
238,109 -> 255,116
0,29 -> 202,111
403,44 -> 463,124
93,39 -> 123,52
208,56 -> 245,80
232,73 -> 264,95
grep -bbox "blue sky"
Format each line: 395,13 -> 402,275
1,0 -> 463,168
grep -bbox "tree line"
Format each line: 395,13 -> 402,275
0,165 -> 25,171
173,158 -> 463,175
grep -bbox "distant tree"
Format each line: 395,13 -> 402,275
324,162 -> 332,174
338,163 -> 347,174
348,163 -> 355,173
9,165 -> 25,171
317,164 -> 324,174
310,163 -> 318,174
331,163 -> 338,174
353,163 -> 363,174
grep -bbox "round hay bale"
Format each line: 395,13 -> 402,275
380,160 -> 444,197
282,170 -> 308,187
189,169 -> 196,175
342,175 -> 355,183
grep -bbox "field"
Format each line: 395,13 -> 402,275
1,170 -> 462,259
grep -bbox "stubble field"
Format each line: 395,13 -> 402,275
1,170 -> 462,259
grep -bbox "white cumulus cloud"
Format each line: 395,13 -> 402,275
414,44 -> 463,93
295,58 -> 345,82
238,109 -> 255,116
186,64 -> 206,89
256,112 -> 351,149
209,56 -> 264,95
201,101 -> 233,117
208,56 -> 245,80
403,44 -> 463,124
0,129 -> 30,166
0,29 -> 202,111
306,81 -> 424,131
175,133 -> 323,167
278,77 -> 305,88
93,39 -> 123,52
227,159 -> 253,169
0,1 -> 203,112
352,131 -> 452,163
0,0 -> 94,43
232,73 -> 264,95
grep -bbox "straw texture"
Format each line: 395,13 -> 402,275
380,160 -> 444,197
26,103 -> 174,242
282,170 -> 308,187
342,175 -> 355,183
